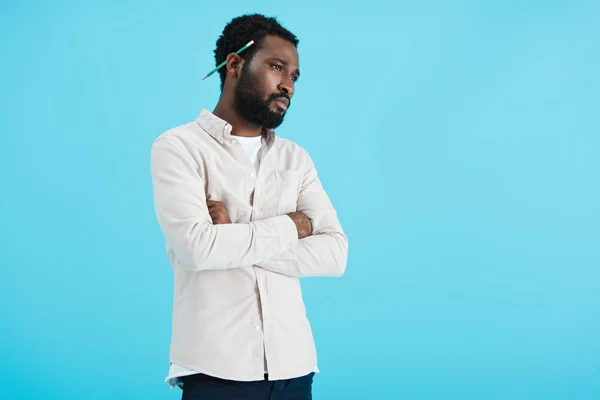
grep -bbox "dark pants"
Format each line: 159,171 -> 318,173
181,372 -> 315,400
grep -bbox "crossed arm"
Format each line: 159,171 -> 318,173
151,136 -> 348,278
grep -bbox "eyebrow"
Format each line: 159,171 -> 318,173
269,57 -> 301,79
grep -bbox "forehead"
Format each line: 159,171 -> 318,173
254,35 -> 299,66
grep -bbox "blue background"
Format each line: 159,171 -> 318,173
1,1 -> 599,399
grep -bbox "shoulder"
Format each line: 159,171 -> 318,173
273,136 -> 311,161
153,121 -> 199,146
151,119 -> 215,157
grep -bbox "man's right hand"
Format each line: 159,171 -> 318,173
287,211 -> 313,239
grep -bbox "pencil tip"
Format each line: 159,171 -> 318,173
202,76 -> 207,80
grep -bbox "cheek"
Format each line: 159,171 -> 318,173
262,71 -> 281,91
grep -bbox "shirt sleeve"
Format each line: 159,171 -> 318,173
256,150 -> 348,277
150,136 -> 299,272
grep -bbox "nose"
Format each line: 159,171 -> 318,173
278,78 -> 294,98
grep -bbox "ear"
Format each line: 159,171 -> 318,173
225,53 -> 244,80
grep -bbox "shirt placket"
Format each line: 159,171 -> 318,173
220,127 -> 270,377
252,136 -> 277,377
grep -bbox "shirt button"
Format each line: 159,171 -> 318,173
231,139 -> 237,144
255,325 -> 261,331
249,172 -> 255,177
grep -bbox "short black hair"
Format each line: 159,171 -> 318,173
214,14 -> 299,91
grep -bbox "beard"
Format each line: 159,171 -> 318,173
233,64 -> 290,130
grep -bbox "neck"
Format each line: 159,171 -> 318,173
213,95 -> 263,138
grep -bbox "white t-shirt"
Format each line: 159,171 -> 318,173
235,134 -> 263,172
165,134 -> 264,388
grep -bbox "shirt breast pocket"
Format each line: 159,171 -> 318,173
275,170 -> 300,215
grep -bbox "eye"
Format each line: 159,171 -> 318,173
291,75 -> 298,82
271,64 -> 283,72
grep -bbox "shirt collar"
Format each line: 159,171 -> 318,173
196,108 -> 276,146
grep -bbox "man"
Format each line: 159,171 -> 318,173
150,13 -> 348,400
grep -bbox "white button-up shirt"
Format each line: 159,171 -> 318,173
150,109 -> 348,384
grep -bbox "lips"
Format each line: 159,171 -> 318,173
273,97 -> 290,109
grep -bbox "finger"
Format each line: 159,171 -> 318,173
208,207 -> 223,216
210,211 -> 227,222
212,215 -> 225,224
